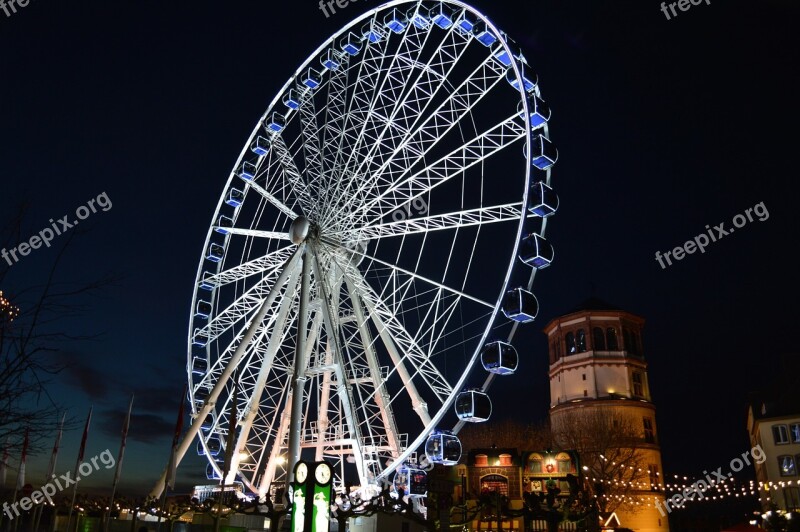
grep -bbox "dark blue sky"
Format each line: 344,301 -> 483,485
0,0 -> 797,498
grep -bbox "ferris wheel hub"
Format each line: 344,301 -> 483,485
290,216 -> 313,245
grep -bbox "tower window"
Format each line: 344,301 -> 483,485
632,372 -> 644,397
774,425 -> 790,445
592,327 -> 605,350
643,417 -> 655,444
583,389 -> 588,397
582,373 -> 586,381
606,328 -> 619,350
576,329 -> 587,353
791,424 -> 800,443
623,328 -> 634,354
648,465 -> 660,491
565,332 -> 576,354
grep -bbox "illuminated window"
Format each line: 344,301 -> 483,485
643,418 -> 655,444
565,332 -> 576,354
576,329 -> 587,353
632,372 -> 644,397
648,465 -> 660,491
779,456 -> 796,477
480,474 -> 509,497
556,453 -> 572,473
593,327 -> 605,350
606,328 -> 618,350
774,425 -> 790,445
527,453 -> 543,473
791,423 -> 800,443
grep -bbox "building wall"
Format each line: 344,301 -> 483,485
545,305 -> 669,532
747,406 -> 800,512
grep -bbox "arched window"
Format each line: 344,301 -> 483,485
576,329 -> 587,352
606,328 -> 618,350
565,332 -> 576,354
623,328 -> 635,353
592,327 -> 605,350
527,453 -> 543,473
480,474 -> 509,497
556,452 -> 573,473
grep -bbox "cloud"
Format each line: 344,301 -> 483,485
56,351 -> 112,399
97,408 -> 175,444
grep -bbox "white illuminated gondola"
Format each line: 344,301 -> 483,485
481,341 -> 519,375
502,288 -> 539,323
425,430 -> 462,466
455,389 -> 492,422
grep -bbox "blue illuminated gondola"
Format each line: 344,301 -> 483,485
192,330 -> 209,347
266,112 -> 286,132
201,417 -> 213,432
205,435 -> 222,456
530,134 -> 558,170
206,243 -> 224,263
473,22 -> 497,47
502,288 -> 539,323
519,233 -> 554,269
199,272 -> 216,291
481,341 -> 519,375
303,69 -> 322,89
384,8 -> 406,33
192,356 -> 208,375
429,4 -> 454,29
340,32 -> 362,56
528,181 -> 559,217
455,11 -> 476,33
407,7 -> 430,29
321,49 -> 341,71
425,430 -> 461,466
507,63 -> 537,93
361,22 -> 385,43
195,300 -> 212,320
215,215 -> 233,235
194,385 -> 211,405
455,389 -> 492,422
226,188 -> 244,208
519,95 -> 551,128
206,463 -> 221,480
250,136 -> 271,156
238,161 -> 256,181
283,90 -> 301,110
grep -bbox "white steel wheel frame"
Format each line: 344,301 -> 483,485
169,0 -> 555,500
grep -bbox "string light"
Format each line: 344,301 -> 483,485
0,291 -> 20,323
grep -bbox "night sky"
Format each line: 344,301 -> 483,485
1,0 -> 798,500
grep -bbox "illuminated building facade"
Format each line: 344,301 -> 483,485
544,299 -> 670,531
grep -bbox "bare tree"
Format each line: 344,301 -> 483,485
551,407 -> 649,515
0,203 -> 116,457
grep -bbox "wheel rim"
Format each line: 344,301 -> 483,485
187,0 -> 556,497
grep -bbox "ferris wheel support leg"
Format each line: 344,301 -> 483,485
285,244 -> 312,491
149,247 -> 303,499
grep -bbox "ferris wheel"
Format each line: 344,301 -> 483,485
164,0 -> 560,500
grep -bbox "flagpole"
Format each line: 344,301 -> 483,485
67,407 -> 92,532
33,413 -> 66,532
0,438 -> 8,532
11,429 -> 28,532
157,386 -> 187,532
106,395 -> 133,532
